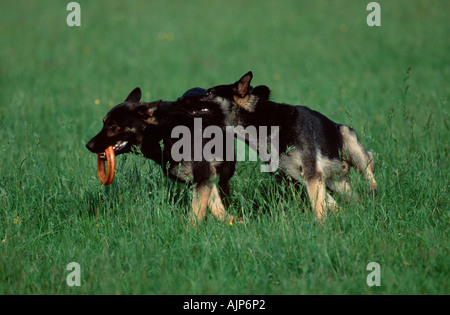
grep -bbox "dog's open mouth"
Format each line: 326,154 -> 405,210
99,141 -> 128,160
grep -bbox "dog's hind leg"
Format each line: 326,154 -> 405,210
366,151 -> 377,193
281,151 -> 335,218
340,125 -> 378,194
304,173 -> 328,219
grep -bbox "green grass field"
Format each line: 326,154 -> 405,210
0,0 -> 448,295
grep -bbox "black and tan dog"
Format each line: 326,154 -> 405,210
185,72 -> 377,219
86,87 -> 239,226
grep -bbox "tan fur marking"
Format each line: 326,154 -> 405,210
305,175 -> 327,219
141,105 -> 159,125
124,127 -> 137,133
107,129 -> 120,137
143,117 -> 158,125
340,125 -> 378,192
367,170 -> 378,191
208,185 -> 242,224
233,95 -> 256,112
366,151 -> 378,191
340,126 -> 366,168
208,185 -> 226,220
191,185 -> 212,226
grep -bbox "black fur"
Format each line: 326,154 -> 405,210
182,72 -> 378,219
86,87 -> 239,225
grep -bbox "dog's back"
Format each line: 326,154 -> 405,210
194,71 -> 378,219
252,93 -> 377,192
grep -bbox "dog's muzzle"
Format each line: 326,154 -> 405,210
98,140 -> 128,159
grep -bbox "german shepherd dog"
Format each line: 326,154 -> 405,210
185,72 -> 378,219
86,87 -> 239,226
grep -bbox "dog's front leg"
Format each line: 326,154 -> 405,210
208,184 -> 227,221
189,160 -> 215,227
208,183 -> 243,225
191,182 -> 212,227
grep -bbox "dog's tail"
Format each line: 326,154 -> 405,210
339,125 -> 378,194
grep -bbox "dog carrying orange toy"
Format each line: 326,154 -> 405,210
97,146 -> 115,185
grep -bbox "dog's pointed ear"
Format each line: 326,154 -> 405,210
125,87 -> 142,102
235,71 -> 253,97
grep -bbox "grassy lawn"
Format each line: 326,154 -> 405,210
0,0 -> 448,294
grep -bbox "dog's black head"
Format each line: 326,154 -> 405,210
86,87 -> 163,158
195,71 -> 271,114
171,86 -> 232,126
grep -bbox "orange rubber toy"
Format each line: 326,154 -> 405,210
97,146 -> 115,185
